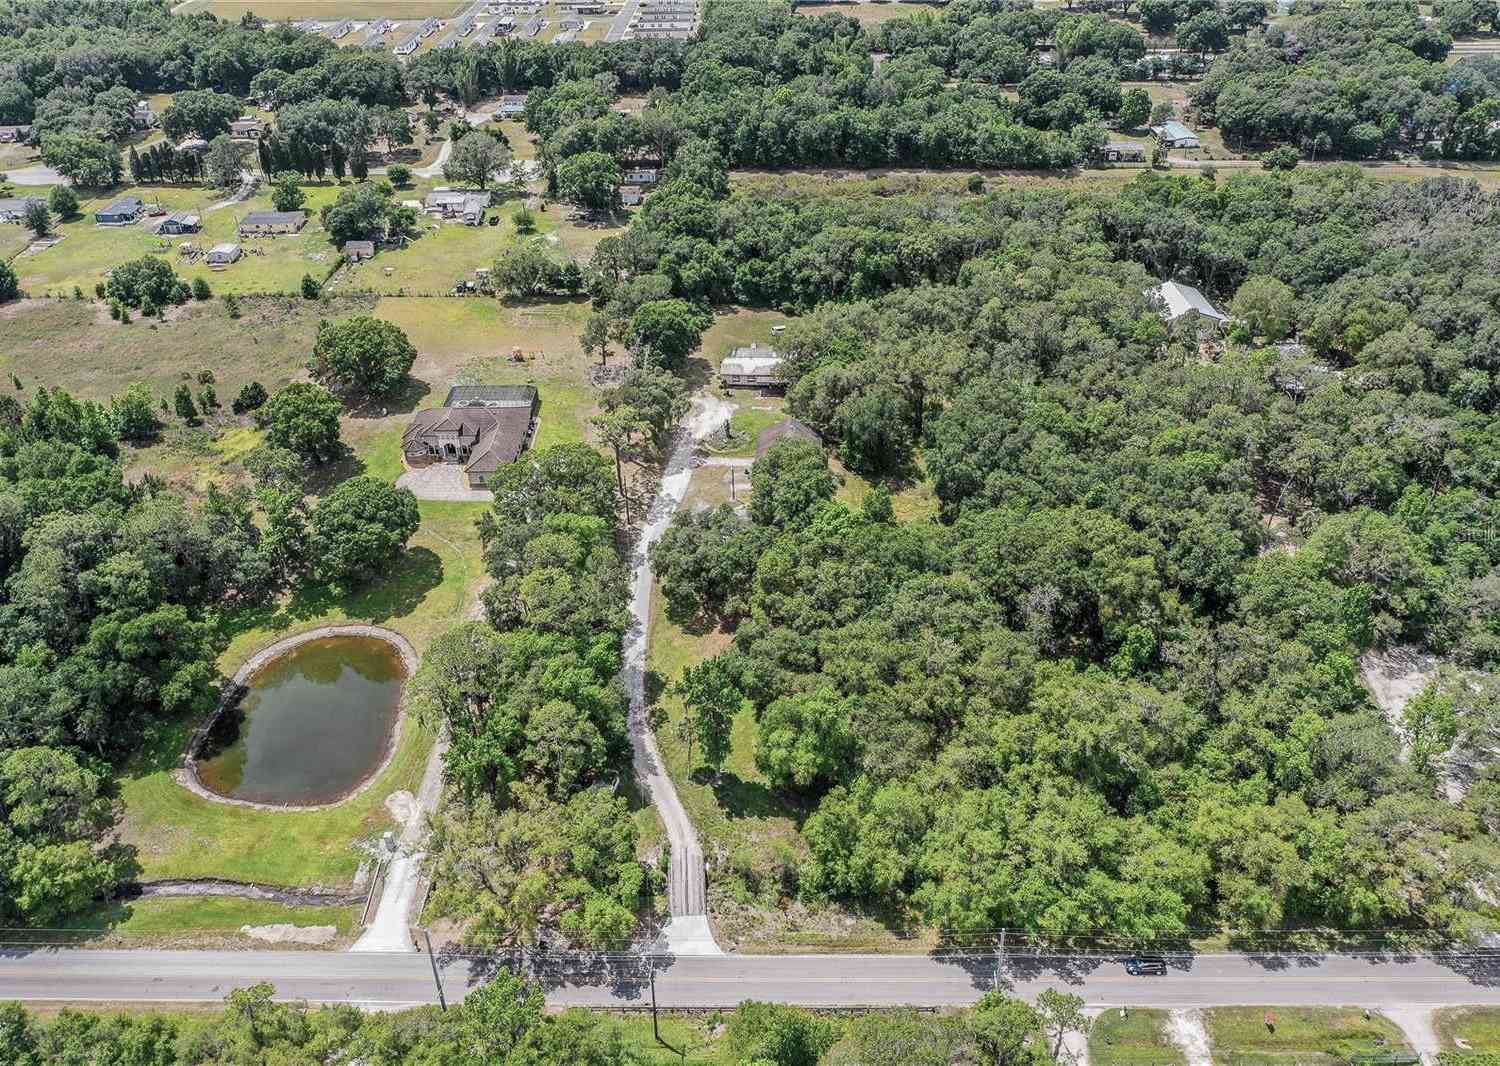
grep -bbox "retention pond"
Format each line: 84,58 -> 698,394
195,634 -> 407,806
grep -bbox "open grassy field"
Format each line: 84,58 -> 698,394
13,182 -> 347,297
12,176 -> 556,299
65,898 -> 361,946
794,0 -> 935,24
1435,1007 -> 1500,1052
1090,1009 -> 1186,1066
0,293 -> 360,406
1201,1007 -> 1411,1066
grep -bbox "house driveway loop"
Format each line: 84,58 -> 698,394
395,463 -> 493,502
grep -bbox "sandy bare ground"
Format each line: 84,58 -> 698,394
1386,1007 -> 1441,1065
240,923 -> 338,946
1167,1008 -> 1213,1066
1359,645 -> 1440,761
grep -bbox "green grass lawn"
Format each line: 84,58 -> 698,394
13,176 -> 538,299
706,401 -> 786,459
1435,1008 -> 1500,1052
63,898 -> 361,946
0,293 -> 370,406
1090,1009 -> 1186,1066
338,196 -> 546,296
1202,1008 -> 1411,1066
119,491 -> 484,887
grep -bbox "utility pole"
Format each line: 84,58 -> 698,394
423,929 -> 447,1011
649,955 -> 660,1043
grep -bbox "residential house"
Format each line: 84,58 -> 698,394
522,16 -> 544,36
457,14 -> 476,34
559,18 -> 584,30
229,118 -> 266,139
622,166 -> 659,185
498,94 -> 529,118
176,137 -> 209,154
327,18 -> 354,39
1152,279 -> 1228,331
395,31 -> 421,55
402,385 -> 538,488
132,100 -> 157,129
343,239 -> 376,261
419,16 -> 441,36
238,209 -> 307,236
436,28 -> 461,48
206,243 -> 242,267
756,417 -> 820,459
363,26 -> 388,48
0,124 -> 32,143
1102,142 -> 1146,163
720,345 -> 787,388
564,0 -> 608,11
423,189 -> 490,224
618,184 -> 645,206
0,196 -> 43,224
96,197 -> 145,225
158,211 -> 201,235
1151,120 -> 1200,149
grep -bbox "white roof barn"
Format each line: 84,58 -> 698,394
1152,280 -> 1228,326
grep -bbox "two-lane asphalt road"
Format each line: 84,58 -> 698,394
5,948 -> 1500,1010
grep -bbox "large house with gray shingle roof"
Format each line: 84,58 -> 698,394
402,385 -> 538,487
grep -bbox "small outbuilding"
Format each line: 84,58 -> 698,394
96,196 -> 145,225
229,118 -> 266,139
1152,279 -> 1228,330
1102,142 -> 1147,163
1151,120 -> 1200,149
239,210 -> 307,236
343,239 -> 376,261
207,242 -> 242,267
720,344 -> 787,389
618,185 -> 645,206
756,417 -> 820,459
158,211 -> 201,235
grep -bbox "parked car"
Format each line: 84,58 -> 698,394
1124,955 -> 1168,976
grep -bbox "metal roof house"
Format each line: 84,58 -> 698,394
424,189 -> 490,223
96,197 -> 145,225
1152,280 -> 1228,329
343,239 -> 376,261
238,210 -> 308,236
720,345 -> 787,388
158,211 -> 201,235
206,242 -> 242,267
327,18 -> 354,38
395,31 -> 421,55
419,16 -> 440,36
618,184 -> 645,206
499,94 -> 529,117
403,385 -> 538,488
1151,120 -> 1200,149
622,167 -> 659,185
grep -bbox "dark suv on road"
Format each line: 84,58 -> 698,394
1124,955 -> 1168,976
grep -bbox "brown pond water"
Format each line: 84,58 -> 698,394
196,635 -> 405,806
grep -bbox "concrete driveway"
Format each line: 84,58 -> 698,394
395,463 -> 492,502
